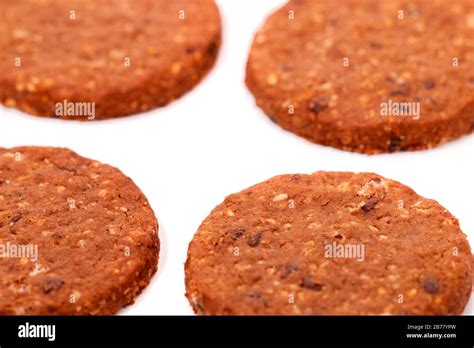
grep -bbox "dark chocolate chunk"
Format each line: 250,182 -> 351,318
389,88 -> 410,97
247,291 -> 268,306
300,276 -> 323,291
247,232 -> 262,247
361,197 -> 379,212
11,214 -> 22,224
56,165 -> 77,173
388,136 -> 403,152
207,40 -> 219,56
42,278 -> 65,294
281,263 -> 299,278
422,278 -> 439,294
424,79 -> 435,89
230,228 -> 245,240
369,41 -> 382,49
185,46 -> 196,54
308,96 -> 329,114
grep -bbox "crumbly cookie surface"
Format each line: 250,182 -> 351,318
0,147 -> 159,315
0,0 -> 221,120
246,0 -> 474,153
186,172 -> 472,315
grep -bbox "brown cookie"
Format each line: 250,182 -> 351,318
0,147 -> 159,315
246,0 -> 474,154
185,172 -> 472,315
0,0 -> 221,120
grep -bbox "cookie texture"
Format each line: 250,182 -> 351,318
185,172 -> 472,315
0,147 -> 159,315
246,0 -> 474,153
0,0 -> 221,120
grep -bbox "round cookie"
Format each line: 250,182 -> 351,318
0,0 -> 221,120
185,172 -> 472,315
246,0 -> 474,154
0,147 -> 159,315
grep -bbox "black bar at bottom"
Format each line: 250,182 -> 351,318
0,316 -> 472,346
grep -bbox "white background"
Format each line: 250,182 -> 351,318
0,0 -> 472,315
